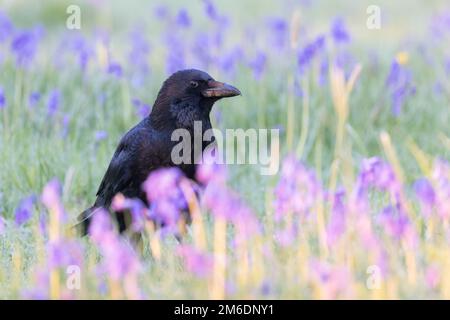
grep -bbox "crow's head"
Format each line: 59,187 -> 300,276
150,69 -> 241,129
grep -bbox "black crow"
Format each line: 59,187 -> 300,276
77,69 -> 241,234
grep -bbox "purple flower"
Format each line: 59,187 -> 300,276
165,33 -> 186,74
47,240 -> 84,268
28,92 -> 41,108
143,168 -> 186,231
330,18 -> 351,44
297,35 -> 326,75
128,27 -> 151,87
430,10 -> 450,39
11,27 -> 43,67
112,194 -> 148,232
176,9 -> 191,28
414,178 -> 436,214
0,216 -> 6,235
273,155 -> 322,220
425,265 -> 441,289
95,130 -> 108,142
0,11 -> 13,43
196,153 -> 227,185
89,209 -> 141,294
154,5 -> 169,20
192,32 -> 214,70
203,0 -> 219,21
356,157 -> 401,197
378,205 -> 417,247
39,213 -> 47,236
274,224 -> 298,247
309,260 -> 354,299
219,46 -> 243,75
47,89 -> 61,116
69,34 -> 94,72
267,17 -> 288,49
385,61 -> 415,116
89,208 -> 115,243
107,61 -> 123,77
131,98 -> 151,118
203,180 -> 260,238
432,160 -> 450,220
326,190 -> 347,245
41,178 -> 66,222
248,51 -> 267,80
14,196 -> 34,226
22,269 -> 50,299
61,114 -> 70,138
177,245 -> 213,277
0,86 -> 5,109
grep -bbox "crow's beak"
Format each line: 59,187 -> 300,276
202,80 -> 241,98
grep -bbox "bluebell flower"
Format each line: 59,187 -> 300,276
385,60 -> 415,116
0,86 -> 5,109
297,35 -> 326,75
176,9 -> 191,28
11,27 -> 43,67
107,61 -> 123,77
0,11 -> 13,43
331,18 -> 351,44
248,51 -> 267,80
47,89 -> 61,116
28,92 -> 41,108
15,196 -> 34,226
267,17 -> 288,49
154,5 -> 169,20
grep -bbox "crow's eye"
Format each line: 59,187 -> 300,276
190,81 -> 199,88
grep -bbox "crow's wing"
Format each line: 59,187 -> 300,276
77,126 -> 152,225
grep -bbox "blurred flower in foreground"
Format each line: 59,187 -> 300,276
41,178 -> 66,222
112,194 -> 148,232
47,240 -> 83,269
378,205 -> 417,247
414,178 -> 436,217
273,155 -> 322,221
199,156 -> 260,237
89,209 -> 142,299
143,168 -> 187,232
356,157 -> 401,197
14,196 -> 34,226
431,160 -> 450,220
326,189 -> 347,245
310,260 -> 353,299
177,245 -> 213,278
